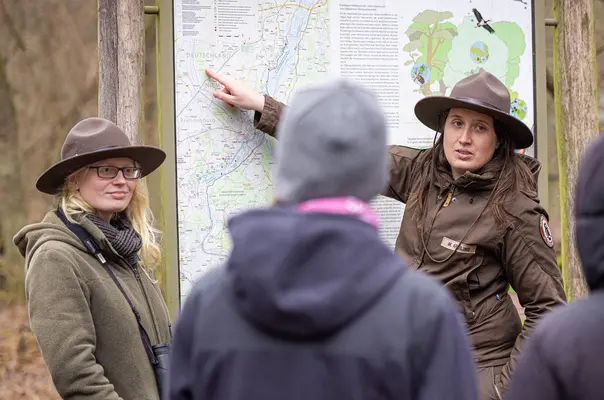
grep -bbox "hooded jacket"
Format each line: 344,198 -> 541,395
14,211 -> 172,400
505,133 -> 604,400
168,206 -> 479,400
252,96 -> 566,393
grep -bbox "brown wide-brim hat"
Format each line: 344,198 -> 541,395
36,117 -> 166,194
414,69 -> 533,150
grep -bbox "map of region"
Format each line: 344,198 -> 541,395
173,0 -> 331,299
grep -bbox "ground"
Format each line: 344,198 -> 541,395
0,300 -> 60,399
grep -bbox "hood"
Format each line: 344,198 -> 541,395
518,153 -> 542,198
575,134 -> 604,290
13,211 -> 87,271
226,206 -> 403,339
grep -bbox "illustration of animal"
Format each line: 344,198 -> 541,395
472,8 -> 495,34
414,64 -> 427,84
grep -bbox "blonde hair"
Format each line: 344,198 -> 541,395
57,167 -> 162,273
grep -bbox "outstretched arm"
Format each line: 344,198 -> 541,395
205,68 -> 423,203
206,68 -> 284,137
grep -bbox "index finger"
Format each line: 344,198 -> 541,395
205,68 -> 231,88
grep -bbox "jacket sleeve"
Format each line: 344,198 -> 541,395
253,95 -> 286,137
499,204 -> 566,392
25,248 -> 122,400
417,286 -> 479,400
383,146 -> 423,203
503,333 -> 562,400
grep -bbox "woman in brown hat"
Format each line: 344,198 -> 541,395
204,68 -> 567,399
14,117 -> 171,400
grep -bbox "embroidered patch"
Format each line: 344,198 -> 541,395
539,215 -> 554,248
441,237 -> 477,254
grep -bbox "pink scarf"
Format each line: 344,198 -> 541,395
297,197 -> 379,229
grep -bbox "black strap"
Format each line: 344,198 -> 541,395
55,209 -> 158,365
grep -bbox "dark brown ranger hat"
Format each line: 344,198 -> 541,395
414,69 -> 533,150
36,117 -> 166,194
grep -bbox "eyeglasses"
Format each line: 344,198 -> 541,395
88,166 -> 142,180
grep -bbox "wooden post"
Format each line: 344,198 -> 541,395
98,0 -> 145,142
553,0 -> 598,300
117,0 -> 145,143
98,0 -> 118,123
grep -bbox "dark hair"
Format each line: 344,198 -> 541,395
407,111 -> 536,230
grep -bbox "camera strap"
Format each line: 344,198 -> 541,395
55,208 -> 158,366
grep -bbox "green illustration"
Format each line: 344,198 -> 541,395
403,10 -> 458,96
403,9 -> 529,121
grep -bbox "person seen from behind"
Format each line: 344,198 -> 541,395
14,118 -> 172,400
167,78 -> 479,400
505,133 -> 604,400
204,68 -> 567,399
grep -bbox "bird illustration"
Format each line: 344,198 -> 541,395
472,8 -> 495,34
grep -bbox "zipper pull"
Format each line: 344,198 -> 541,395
442,191 -> 453,207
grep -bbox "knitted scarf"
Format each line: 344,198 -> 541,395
86,213 -> 142,267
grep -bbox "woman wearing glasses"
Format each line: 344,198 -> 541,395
14,117 -> 171,400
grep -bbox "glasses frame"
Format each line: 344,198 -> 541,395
88,166 -> 142,180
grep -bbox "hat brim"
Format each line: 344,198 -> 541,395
414,96 -> 534,150
36,145 -> 167,195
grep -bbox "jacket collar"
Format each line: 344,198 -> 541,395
433,153 -> 542,196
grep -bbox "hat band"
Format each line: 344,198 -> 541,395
452,96 -> 507,113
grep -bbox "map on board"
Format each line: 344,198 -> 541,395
173,0 -> 536,302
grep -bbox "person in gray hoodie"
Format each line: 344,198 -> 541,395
167,78 -> 479,400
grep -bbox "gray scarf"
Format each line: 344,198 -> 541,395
86,213 -> 142,267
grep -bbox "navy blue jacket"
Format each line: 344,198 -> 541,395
167,206 -> 478,400
506,134 -> 604,400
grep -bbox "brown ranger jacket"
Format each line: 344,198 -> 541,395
254,95 -> 567,391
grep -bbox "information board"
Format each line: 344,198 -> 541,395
172,0 -> 537,302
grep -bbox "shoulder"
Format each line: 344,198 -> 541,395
504,192 -> 555,248
29,240 -> 81,268
26,239 -> 101,290
536,293 -> 604,341
388,145 -> 427,162
180,266 -> 228,313
523,296 -> 604,367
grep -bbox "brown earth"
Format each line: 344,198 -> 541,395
0,300 -> 60,399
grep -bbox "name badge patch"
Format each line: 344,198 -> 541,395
441,237 -> 477,254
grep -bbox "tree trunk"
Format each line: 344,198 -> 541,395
553,0 -> 598,300
99,0 -> 144,143
117,0 -> 145,143
98,0 -> 118,123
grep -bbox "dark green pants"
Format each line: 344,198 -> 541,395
477,365 -> 504,400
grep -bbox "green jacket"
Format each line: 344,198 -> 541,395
14,211 -> 172,400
